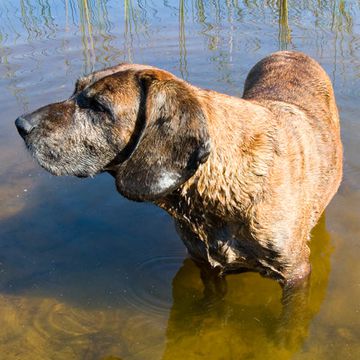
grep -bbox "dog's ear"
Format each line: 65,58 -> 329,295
115,70 -> 211,202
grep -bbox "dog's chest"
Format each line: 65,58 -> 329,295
157,188 -> 281,274
170,208 -> 259,271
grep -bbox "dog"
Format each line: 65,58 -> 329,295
15,51 -> 342,286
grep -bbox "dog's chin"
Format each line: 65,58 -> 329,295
25,143 -> 103,178
75,174 -> 89,179
35,157 -> 99,179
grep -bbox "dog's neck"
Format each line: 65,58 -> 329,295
156,90 -> 278,224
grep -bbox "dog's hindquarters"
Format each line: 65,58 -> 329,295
241,51 -> 342,282
242,50 -> 340,129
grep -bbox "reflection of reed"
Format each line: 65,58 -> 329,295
122,0 -> 149,63
278,0 -> 291,50
195,0 -> 206,23
0,46 -> 29,111
193,0 -> 237,88
38,0 -> 56,35
0,0 -> 357,81
179,0 -> 188,79
329,0 -> 354,82
78,0 -> 96,73
18,0 -> 57,39
194,0 -> 216,51
19,0 -> 40,39
124,0 -> 134,62
94,0 -> 114,66
331,0 -> 353,33
65,0 -> 69,31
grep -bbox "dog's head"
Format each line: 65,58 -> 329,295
15,64 -> 211,201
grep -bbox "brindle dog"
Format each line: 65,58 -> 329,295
15,51 -> 342,288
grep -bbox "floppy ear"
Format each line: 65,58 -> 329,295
115,70 -> 211,202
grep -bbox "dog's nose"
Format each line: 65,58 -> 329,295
15,116 -> 35,138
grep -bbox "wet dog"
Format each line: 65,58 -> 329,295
15,51 -> 342,285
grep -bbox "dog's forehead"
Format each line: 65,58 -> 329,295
75,63 -> 159,94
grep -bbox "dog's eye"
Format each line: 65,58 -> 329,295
90,98 -> 108,113
77,94 -> 108,114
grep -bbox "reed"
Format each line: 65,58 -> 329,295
0,0 -> 357,83
279,0 -> 291,50
179,0 -> 188,78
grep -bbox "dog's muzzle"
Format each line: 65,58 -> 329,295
15,116 -> 36,139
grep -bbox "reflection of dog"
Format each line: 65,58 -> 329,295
15,51 -> 342,284
163,215 -> 332,359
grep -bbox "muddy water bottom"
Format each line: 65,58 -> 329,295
0,220 -> 352,360
1,1 -> 360,359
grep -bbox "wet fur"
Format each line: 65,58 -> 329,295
16,51 -> 343,284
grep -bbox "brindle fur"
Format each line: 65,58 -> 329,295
16,51 -> 342,285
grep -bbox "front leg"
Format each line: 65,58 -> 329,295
195,261 -> 228,301
281,242 -> 312,285
275,276 -> 312,348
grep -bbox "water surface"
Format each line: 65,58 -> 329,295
0,1 -> 359,359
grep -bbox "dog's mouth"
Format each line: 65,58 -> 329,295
18,133 -> 99,179
15,108 -> 121,178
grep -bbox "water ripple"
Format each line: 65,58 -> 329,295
120,254 -> 185,315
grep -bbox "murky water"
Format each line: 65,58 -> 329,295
0,1 -> 359,359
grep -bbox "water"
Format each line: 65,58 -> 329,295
0,1 -> 359,359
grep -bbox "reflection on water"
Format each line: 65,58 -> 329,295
278,0 -> 291,50
163,216 -> 332,360
0,216 -> 332,360
1,0 -> 360,359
